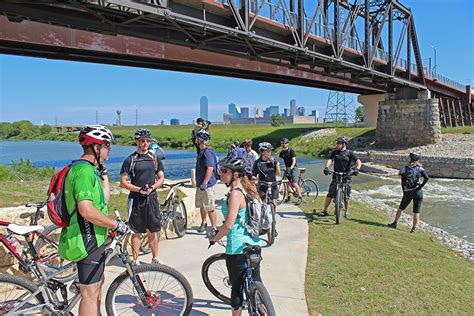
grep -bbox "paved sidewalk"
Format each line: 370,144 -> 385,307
100,182 -> 309,315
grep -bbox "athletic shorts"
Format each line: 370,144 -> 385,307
258,183 -> 279,201
128,193 -> 161,233
287,168 -> 300,184
226,253 -> 261,310
399,189 -> 423,213
195,186 -> 216,211
77,243 -> 107,285
326,177 -> 352,199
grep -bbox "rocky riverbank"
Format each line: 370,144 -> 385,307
352,190 -> 474,261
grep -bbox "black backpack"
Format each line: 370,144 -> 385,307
404,165 -> 420,189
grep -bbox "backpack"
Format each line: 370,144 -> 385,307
129,152 -> 158,178
404,165 -> 420,189
46,160 -> 88,228
232,188 -> 273,238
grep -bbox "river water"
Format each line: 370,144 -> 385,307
1,140 -> 472,242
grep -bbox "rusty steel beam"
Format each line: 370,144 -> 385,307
0,16 -> 382,94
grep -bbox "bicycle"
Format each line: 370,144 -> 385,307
278,168 -> 319,204
202,243 -> 276,315
327,170 -> 352,225
258,181 -> 278,246
0,211 -> 193,315
132,180 -> 189,255
0,201 -> 76,281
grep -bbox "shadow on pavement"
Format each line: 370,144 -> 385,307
277,211 -> 306,219
191,298 -> 231,315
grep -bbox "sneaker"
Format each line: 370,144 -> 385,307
410,226 -> 416,233
344,212 -> 350,219
320,211 -> 329,216
152,257 -> 164,265
197,222 -> 207,233
283,197 -> 291,203
295,197 -> 303,206
387,222 -> 397,229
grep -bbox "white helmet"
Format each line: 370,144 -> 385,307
79,125 -> 114,146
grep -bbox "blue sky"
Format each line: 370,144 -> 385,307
0,0 -> 472,125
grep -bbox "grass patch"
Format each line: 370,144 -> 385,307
441,126 -> 474,134
299,199 -> 474,315
0,180 -> 49,208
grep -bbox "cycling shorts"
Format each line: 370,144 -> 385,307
326,177 -> 352,199
399,189 -> 423,213
287,168 -> 300,184
226,253 -> 262,310
77,243 -> 107,285
258,183 -> 279,201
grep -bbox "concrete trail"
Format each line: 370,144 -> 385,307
99,183 -> 309,315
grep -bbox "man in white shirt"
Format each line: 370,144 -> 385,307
242,140 -> 259,179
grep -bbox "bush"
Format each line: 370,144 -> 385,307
7,159 -> 55,181
0,165 -> 15,180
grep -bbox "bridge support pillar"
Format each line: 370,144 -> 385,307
357,94 -> 385,127
375,88 -> 442,148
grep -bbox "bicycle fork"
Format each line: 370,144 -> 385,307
118,251 -> 152,308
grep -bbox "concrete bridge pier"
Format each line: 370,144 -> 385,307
357,94 -> 385,127
374,88 -> 442,148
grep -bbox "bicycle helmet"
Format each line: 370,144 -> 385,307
336,137 -> 348,144
234,140 -> 240,146
135,128 -> 151,139
280,138 -> 289,143
409,152 -> 421,161
79,125 -> 114,146
218,156 -> 246,173
258,142 -> 274,152
196,130 -> 211,142
150,138 -> 158,144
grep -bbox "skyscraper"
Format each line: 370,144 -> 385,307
283,108 -> 289,116
290,99 -> 297,116
240,107 -> 250,119
200,96 -> 208,120
297,106 -> 305,116
255,107 -> 264,118
228,103 -> 241,119
264,105 -> 279,117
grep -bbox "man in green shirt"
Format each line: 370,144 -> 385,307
59,125 -> 127,316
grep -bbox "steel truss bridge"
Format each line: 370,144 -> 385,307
0,0 -> 470,105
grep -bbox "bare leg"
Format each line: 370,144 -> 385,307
208,210 -> 217,228
344,200 -> 350,214
413,213 -> 420,227
285,182 -> 291,197
131,233 -> 141,261
322,196 -> 332,212
79,279 -> 103,316
393,208 -> 403,223
232,308 -> 242,316
147,231 -> 159,258
200,207 -> 207,224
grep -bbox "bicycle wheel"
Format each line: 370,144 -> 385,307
34,224 -> 77,282
266,203 -> 277,246
301,179 -> 319,202
276,182 -> 286,205
249,281 -> 276,316
0,274 -> 45,315
172,200 -> 187,238
201,253 -> 231,304
106,264 -> 193,316
335,187 -> 342,225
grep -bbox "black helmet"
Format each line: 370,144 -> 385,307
409,152 -> 421,161
258,142 -> 274,152
218,156 -> 246,173
196,130 -> 211,142
135,128 -> 151,139
280,138 -> 289,143
336,137 -> 348,144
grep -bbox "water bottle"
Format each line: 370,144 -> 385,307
6,233 -> 23,254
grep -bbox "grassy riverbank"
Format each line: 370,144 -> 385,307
298,199 -> 473,314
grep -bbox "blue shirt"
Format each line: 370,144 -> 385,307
196,147 -> 217,187
221,202 -> 259,255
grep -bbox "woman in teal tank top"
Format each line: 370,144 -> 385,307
210,156 -> 262,314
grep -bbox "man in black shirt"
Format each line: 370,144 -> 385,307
120,128 -> 165,265
279,138 -> 303,205
321,137 -> 361,218
252,142 -> 281,201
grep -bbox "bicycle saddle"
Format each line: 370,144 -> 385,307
299,168 -> 306,174
7,224 -> 45,235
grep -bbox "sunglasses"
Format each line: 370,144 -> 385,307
281,142 -> 288,145
138,138 -> 151,143
220,168 -> 232,174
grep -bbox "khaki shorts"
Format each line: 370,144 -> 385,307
195,186 -> 216,211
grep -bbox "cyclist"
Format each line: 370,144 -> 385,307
192,118 -> 211,153
120,128 -> 165,265
279,138 -> 303,205
228,141 -> 245,158
149,138 -> 166,160
209,156 -> 261,315
58,125 -> 127,316
252,142 -> 281,202
195,130 -> 218,234
321,137 -> 361,218
388,152 -> 429,233
242,139 -> 258,179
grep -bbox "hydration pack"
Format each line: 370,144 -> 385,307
404,165 -> 420,189
232,188 -> 273,238
129,152 -> 158,178
46,160 -> 88,227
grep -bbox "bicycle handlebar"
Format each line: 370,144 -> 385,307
162,180 -> 190,188
25,201 -> 47,209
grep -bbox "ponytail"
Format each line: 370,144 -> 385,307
241,176 -> 261,202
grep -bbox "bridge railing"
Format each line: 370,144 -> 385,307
216,0 -> 465,91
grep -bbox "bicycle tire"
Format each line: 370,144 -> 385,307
33,224 -> 77,282
276,182 -> 286,205
201,253 -> 231,304
266,203 -> 277,246
0,274 -> 45,314
172,200 -> 187,238
105,264 -> 193,316
335,188 -> 342,225
301,179 -> 319,201
249,281 -> 276,316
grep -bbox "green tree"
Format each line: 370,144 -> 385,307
355,106 -> 365,122
271,114 -> 285,127
40,124 -> 52,134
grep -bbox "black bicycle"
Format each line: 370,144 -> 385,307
278,168 -> 319,204
327,170 -> 352,224
202,244 -> 276,315
258,181 -> 278,246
